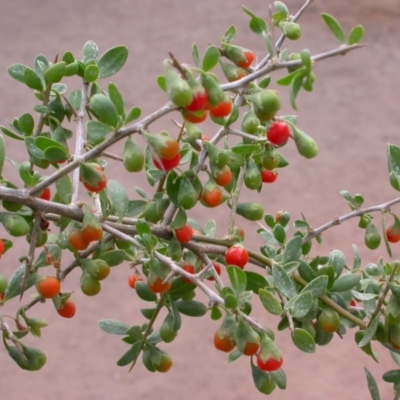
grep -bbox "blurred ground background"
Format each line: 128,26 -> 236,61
0,0 -> 400,399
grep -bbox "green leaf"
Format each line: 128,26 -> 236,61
331,274 -> 361,292
4,264 -> 38,301
274,1 -> 289,16
124,107 -> 141,125
353,244 -> 361,270
291,291 -> 313,319
245,271 -> 268,293
174,300 -> 207,317
97,45 -> 128,78
301,275 -> 328,299
321,13 -> 345,44
204,219 -> 216,237
202,45 -> 220,72
43,62 -> 66,84
383,369 -> 400,384
24,67 -> 43,91
84,64 -> 99,82
251,363 -> 277,395
358,316 -> 379,348
8,63 -> 27,83
107,179 -> 129,220
89,94 -> 119,128
99,250 -> 126,267
82,40 -> 99,63
222,25 -> 236,44
329,249 -> 346,276
117,341 -> 141,366
125,200 -> 147,217
191,43 -> 201,67
348,25 -> 365,45
259,289 -> 283,315
18,113 -> 34,136
292,328 -> 315,353
364,368 -> 381,400
231,143 -> 260,155
289,73 -> 303,110
243,7 -> 267,34
86,120 -> 113,145
1,126 -> 23,140
282,235 -> 302,263
98,319 -> 129,335
55,174 -> 73,204
272,264 -> 297,298
108,83 -> 125,117
227,266 -> 247,296
135,281 -> 157,302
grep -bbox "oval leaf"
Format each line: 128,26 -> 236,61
174,300 -> 207,317
98,319 -> 129,335
292,328 -> 315,353
108,179 -> 129,220
98,45 -> 128,78
259,289 -> 283,315
227,266 -> 247,296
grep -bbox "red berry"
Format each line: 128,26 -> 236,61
36,276 -> 61,299
225,246 -> 249,269
39,188 -> 51,201
386,226 -> 400,243
0,239 -> 5,258
243,340 -> 260,356
202,186 -> 223,208
182,109 -> 208,124
148,277 -> 172,294
185,87 -> 208,112
159,139 -> 180,161
209,97 -> 233,119
68,230 -> 90,251
206,263 -> 222,281
182,264 -> 195,284
153,152 -> 181,171
267,121 -> 290,146
175,224 -> 193,244
81,224 -> 103,243
261,169 -> 278,183
214,332 -> 236,352
256,354 -> 283,372
214,166 -> 232,187
57,299 -> 76,318
128,273 -> 142,289
238,51 -> 255,69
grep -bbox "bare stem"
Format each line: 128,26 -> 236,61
71,82 -> 89,204
302,196 -> 400,244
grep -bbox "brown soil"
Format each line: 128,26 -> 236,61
0,1 -> 399,399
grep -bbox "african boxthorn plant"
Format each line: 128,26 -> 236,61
0,1 -> 397,399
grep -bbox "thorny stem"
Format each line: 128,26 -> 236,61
302,197 -> 400,244
71,82 -> 89,204
366,262 -> 398,329
222,43 -> 365,92
20,213 -> 42,300
278,293 -> 295,333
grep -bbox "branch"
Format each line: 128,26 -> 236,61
71,82 -> 89,204
302,196 -> 400,244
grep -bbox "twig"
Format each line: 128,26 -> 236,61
302,196 -> 400,244
257,0 -> 315,69
20,213 -> 42,300
71,82 -> 89,204
366,262 -> 398,329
